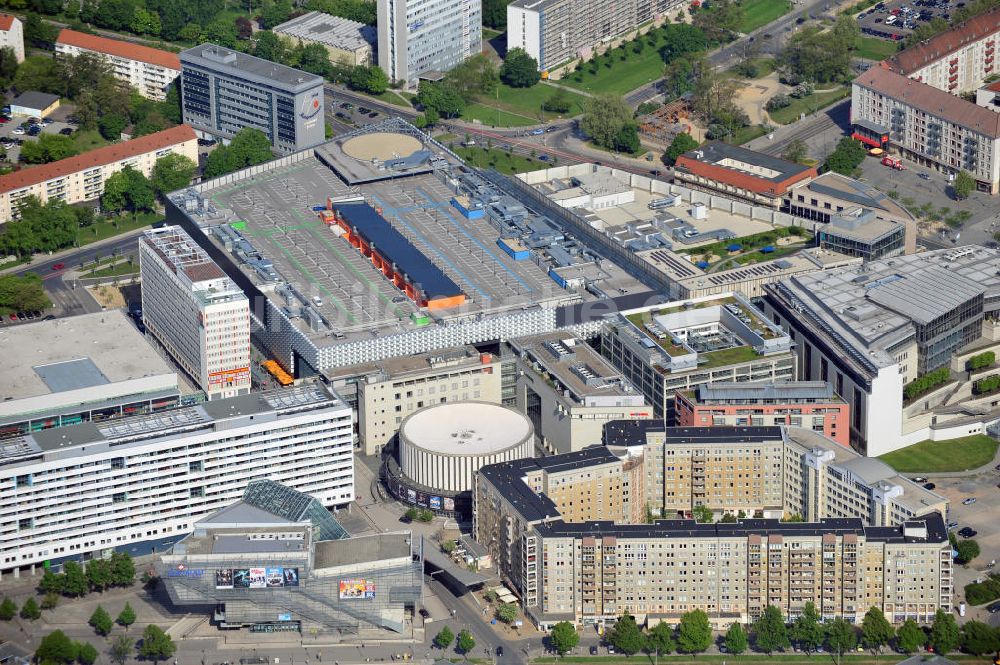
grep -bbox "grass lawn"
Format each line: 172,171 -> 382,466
726,57 -> 778,79
453,145 -> 548,174
482,27 -> 504,40
730,124 -> 769,145
739,0 -> 793,32
372,90 -> 414,107
768,87 -> 851,125
856,36 -> 900,60
85,260 -> 139,278
72,129 -> 111,152
879,434 -> 1000,473
76,212 -> 163,247
561,47 -> 666,96
461,82 -> 588,127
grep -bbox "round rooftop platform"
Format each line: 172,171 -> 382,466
341,133 -> 423,162
399,402 -> 534,494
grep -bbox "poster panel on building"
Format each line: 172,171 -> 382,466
249,568 -> 267,589
406,488 -> 416,503
283,568 -> 299,586
339,579 -> 375,599
416,491 -> 428,507
233,569 -> 251,588
215,569 -> 234,589
266,568 -> 284,588
429,496 -> 441,510
443,497 -> 455,511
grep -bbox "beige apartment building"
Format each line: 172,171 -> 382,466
0,14 -> 24,63
0,125 -> 197,224
55,29 -> 180,101
325,346 -> 502,456
508,332 -> 650,454
475,441 -> 952,629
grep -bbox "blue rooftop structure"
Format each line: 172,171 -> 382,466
727,243 -> 743,252
333,202 -> 463,300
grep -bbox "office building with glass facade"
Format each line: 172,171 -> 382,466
179,44 -> 325,154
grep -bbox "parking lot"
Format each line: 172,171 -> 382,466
919,465 -> 1000,624
856,0 -> 962,41
0,103 -> 79,165
331,98 -> 387,127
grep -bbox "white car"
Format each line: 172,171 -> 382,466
12,127 -> 24,135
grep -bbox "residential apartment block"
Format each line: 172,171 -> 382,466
0,14 -> 24,63
55,29 -> 180,100
599,294 -> 796,424
852,66 -> 1000,193
762,246 -> 1000,455
0,124 -> 197,223
507,0 -> 677,73
377,0 -> 482,87
674,381 -> 850,447
508,332 -> 650,454
851,9 -> 1000,192
272,11 -> 376,67
324,346 -> 502,456
180,44 -> 325,153
474,438 -> 951,629
139,226 -> 251,401
0,384 -> 354,577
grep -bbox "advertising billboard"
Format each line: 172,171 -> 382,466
233,569 -> 251,588
339,579 -> 376,599
266,568 -> 284,588
443,497 -> 455,512
429,496 -> 441,510
406,488 -> 416,503
283,568 -> 299,586
215,569 -> 233,589
249,568 -> 267,589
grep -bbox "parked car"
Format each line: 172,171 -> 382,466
0,116 -> 8,124
947,521 -> 959,529
12,127 -> 24,135
589,647 -> 598,655
51,263 -> 64,271
958,527 -> 977,537
530,128 -> 545,135
912,477 -> 927,482
962,497 -> 977,505
59,127 -> 73,135
987,601 -> 1000,613
607,645 -> 615,654
923,482 -> 936,490
495,647 -> 503,657
368,111 -> 378,118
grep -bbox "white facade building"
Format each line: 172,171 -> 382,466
139,226 -> 251,401
0,14 -> 24,63
377,0 -> 482,87
55,29 -> 180,101
0,384 -> 354,576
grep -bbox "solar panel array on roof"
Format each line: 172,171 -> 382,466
333,202 -> 463,300
704,261 -> 783,286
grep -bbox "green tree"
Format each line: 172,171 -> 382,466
41,592 -> 60,610
151,153 -> 196,196
825,137 -> 867,175
496,602 -> 517,624
348,65 -> 390,94
613,123 -> 641,154
961,620 -> 1000,656
608,614 -> 645,655
20,134 -> 80,165
929,608 -> 959,655
752,605 -> 789,655
791,601 -> 823,654
455,629 -> 475,654
403,507 -> 419,522
13,55 -> 60,94
0,597 -> 17,621
109,552 -> 135,587
542,89 -> 573,114
178,22 -> 202,42
36,631 -> 78,664
86,558 -> 112,592
664,132 -> 699,166
417,509 -> 434,522
861,606 -> 894,658
581,94 -> 633,151
20,597 -> 41,621
138,625 -> 175,664
63,561 -> 88,597
129,8 -> 161,35
260,0 -> 293,28
645,621 -> 674,664
109,635 -> 134,665
676,609 -> 711,654
77,642 -> 98,665
692,504 -> 714,523
481,0 -> 507,28
499,48 -> 540,88
102,167 -> 154,218
415,81 -> 465,119
895,619 -> 925,654
98,113 -> 129,141
953,170 -> 975,200
825,618 -> 858,665
40,570 -> 64,594
955,538 -> 980,564
90,606 -> 114,636
550,621 -> 579,655
724,622 -> 748,656
117,602 -> 136,630
0,273 -> 51,310
782,139 -> 809,164
204,16 -> 237,48
0,47 -> 19,88
433,626 -> 454,649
